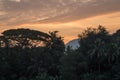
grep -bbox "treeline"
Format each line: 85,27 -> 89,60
0,26 -> 120,80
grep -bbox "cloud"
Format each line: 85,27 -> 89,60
9,0 -> 21,2
0,0 -> 120,26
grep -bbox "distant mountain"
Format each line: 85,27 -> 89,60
65,39 -> 80,50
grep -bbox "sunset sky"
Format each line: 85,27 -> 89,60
0,0 -> 120,43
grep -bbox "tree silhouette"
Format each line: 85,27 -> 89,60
0,28 -> 65,80
0,26 -> 120,80
1,28 -> 50,48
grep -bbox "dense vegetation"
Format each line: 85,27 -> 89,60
0,26 -> 120,80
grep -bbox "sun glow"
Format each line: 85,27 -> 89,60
0,12 -> 120,43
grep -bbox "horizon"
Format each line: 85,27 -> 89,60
0,0 -> 120,43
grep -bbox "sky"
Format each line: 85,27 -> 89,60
0,0 -> 120,43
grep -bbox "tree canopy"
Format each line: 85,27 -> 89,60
0,26 -> 120,80
62,26 -> 120,80
0,28 -> 65,80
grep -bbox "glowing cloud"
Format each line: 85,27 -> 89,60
0,0 -> 120,43
9,0 -> 21,2
0,0 -> 120,26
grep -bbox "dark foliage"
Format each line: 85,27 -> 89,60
61,26 -> 120,80
0,28 -> 65,80
0,26 -> 120,80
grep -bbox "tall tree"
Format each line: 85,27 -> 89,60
0,29 -> 65,80
2,28 -> 50,48
46,31 -> 65,76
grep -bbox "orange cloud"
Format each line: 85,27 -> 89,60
0,12 -> 120,43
